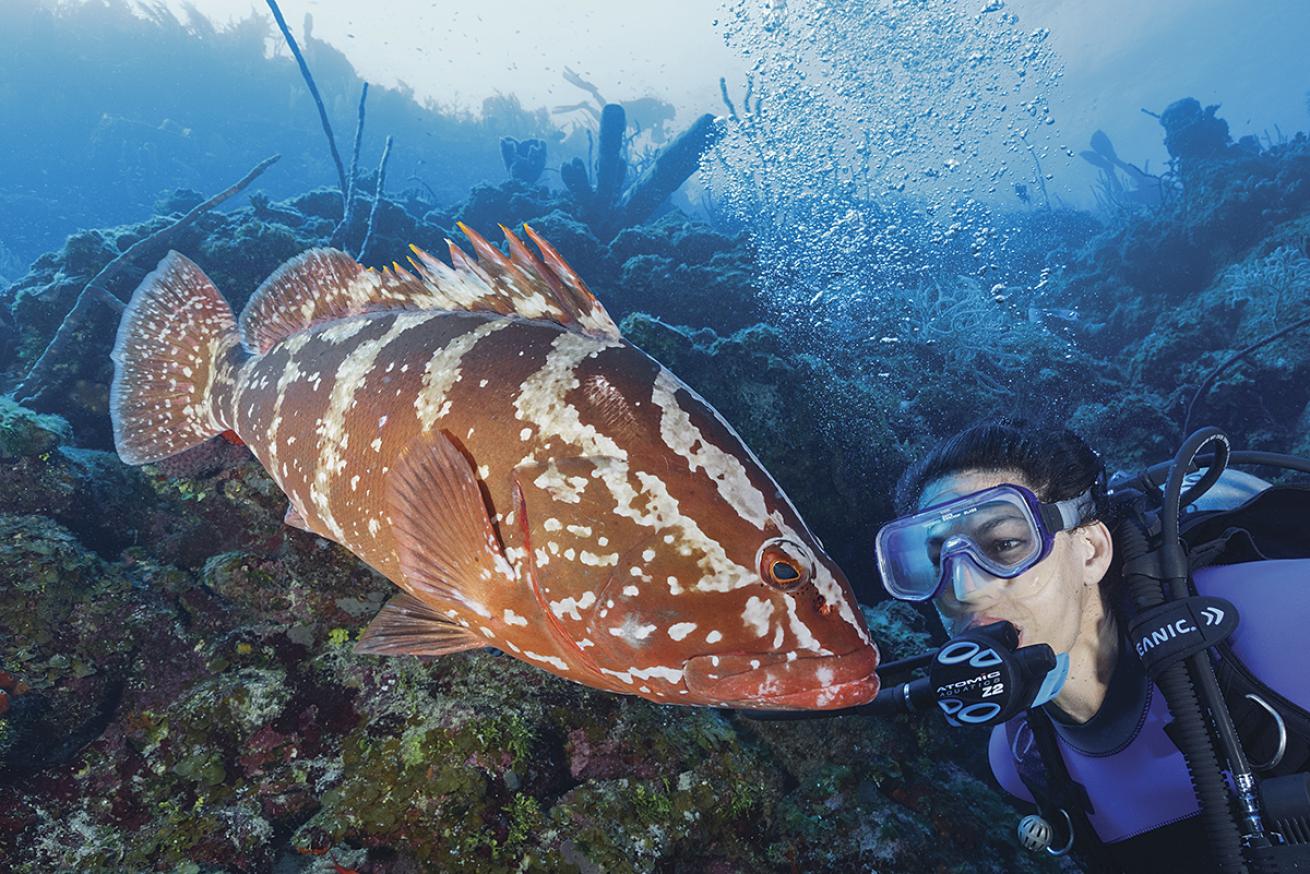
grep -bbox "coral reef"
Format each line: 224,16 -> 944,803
1045,103 -> 1310,461
1,84 -> 1307,872
561,103 -> 723,240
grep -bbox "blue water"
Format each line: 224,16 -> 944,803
0,1 -> 1307,871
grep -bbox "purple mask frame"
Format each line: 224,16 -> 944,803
876,482 -> 1095,602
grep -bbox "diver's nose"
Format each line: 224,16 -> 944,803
949,554 -> 996,603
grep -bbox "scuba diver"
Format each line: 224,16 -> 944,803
870,420 -> 1310,873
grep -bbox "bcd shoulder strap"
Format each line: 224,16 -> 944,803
1006,708 -> 1119,871
1180,483 -> 1310,567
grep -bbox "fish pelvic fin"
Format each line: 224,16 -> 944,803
110,251 -> 246,465
354,592 -> 487,657
237,226 -> 620,355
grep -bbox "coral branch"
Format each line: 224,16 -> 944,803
594,104 -> 628,211
264,0 -> 348,199
332,82 -> 369,249
560,158 -> 595,212
14,154 -> 281,405
358,135 -> 394,263
619,114 -> 722,228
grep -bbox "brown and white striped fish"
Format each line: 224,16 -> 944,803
109,223 -> 880,710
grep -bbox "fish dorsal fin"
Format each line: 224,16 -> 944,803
354,592 -> 487,657
408,223 -> 621,341
385,430 -> 517,613
237,224 -> 620,354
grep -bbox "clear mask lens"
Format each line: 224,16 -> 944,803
877,484 -> 1052,601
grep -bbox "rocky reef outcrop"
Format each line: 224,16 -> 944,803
0,405 -> 1053,871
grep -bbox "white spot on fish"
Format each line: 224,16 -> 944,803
504,609 -> 528,626
550,590 -> 596,621
524,651 -> 569,670
608,615 -> 657,642
668,622 -> 697,641
743,596 -> 774,637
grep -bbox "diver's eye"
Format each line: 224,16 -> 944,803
984,536 -> 1029,562
757,538 -> 814,590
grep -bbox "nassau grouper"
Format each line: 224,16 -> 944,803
109,223 -> 880,710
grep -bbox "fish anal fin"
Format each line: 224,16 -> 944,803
386,431 -> 516,610
283,503 -> 314,533
354,592 -> 486,657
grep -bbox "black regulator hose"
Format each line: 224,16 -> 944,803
1121,427 -> 1248,873
1119,510 -> 1247,872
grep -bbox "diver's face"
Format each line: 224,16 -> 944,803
919,469 -> 1096,653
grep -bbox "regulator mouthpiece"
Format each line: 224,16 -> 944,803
928,621 -> 1067,727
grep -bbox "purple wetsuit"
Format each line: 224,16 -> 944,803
989,559 -> 1310,845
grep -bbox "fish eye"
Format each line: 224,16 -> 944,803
772,561 -> 800,581
757,538 -> 814,590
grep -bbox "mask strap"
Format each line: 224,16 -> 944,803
1051,485 -> 1096,531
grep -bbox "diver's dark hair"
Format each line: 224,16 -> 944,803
894,419 -> 1108,521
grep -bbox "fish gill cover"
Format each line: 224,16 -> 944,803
0,0 -> 1308,871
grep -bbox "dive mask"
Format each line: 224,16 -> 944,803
876,482 -> 1096,602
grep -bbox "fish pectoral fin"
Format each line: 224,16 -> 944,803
387,430 -> 516,607
354,592 -> 486,657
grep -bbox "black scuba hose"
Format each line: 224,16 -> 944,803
1119,510 -> 1248,873
1141,427 -> 1256,872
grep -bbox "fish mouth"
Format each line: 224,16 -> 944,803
683,646 -> 880,711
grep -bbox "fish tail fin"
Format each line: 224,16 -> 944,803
110,251 -> 246,465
